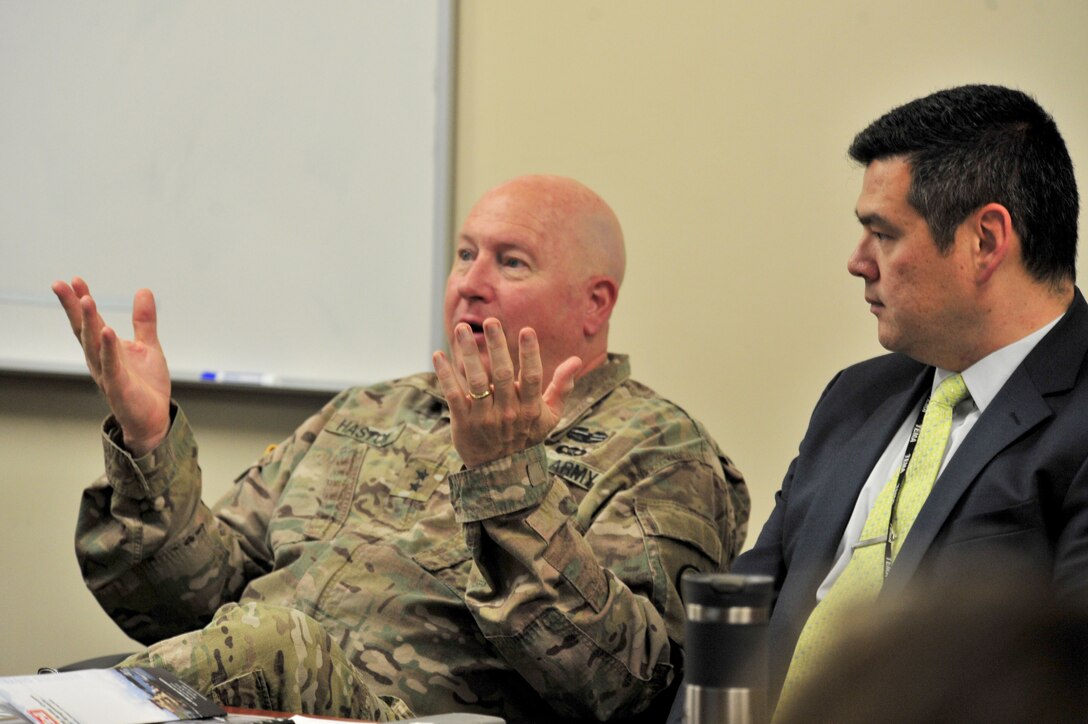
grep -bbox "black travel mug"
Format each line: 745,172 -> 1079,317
682,572 -> 775,724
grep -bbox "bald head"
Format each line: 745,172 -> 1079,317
474,174 -> 626,289
445,175 -> 625,382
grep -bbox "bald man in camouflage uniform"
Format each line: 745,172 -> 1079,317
55,175 -> 748,721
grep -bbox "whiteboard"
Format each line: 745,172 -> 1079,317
0,1 -> 454,392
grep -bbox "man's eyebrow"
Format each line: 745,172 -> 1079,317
855,211 -> 898,232
454,234 -> 534,257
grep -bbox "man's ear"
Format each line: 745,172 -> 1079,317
583,276 -> 618,337
972,202 -> 1015,284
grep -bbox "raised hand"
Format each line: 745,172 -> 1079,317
433,318 -> 581,469
52,277 -> 172,456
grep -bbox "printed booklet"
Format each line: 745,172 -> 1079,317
0,667 -> 225,724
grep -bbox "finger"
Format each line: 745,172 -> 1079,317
455,323 -> 491,399
516,328 -> 545,403
448,331 -> 481,403
542,355 -> 582,417
132,288 -> 160,347
99,324 -> 129,392
448,330 -> 468,389
78,294 -> 107,377
51,280 -> 84,338
71,275 -> 91,299
432,351 -> 468,415
484,319 -> 515,407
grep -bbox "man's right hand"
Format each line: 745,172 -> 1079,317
52,277 -> 172,457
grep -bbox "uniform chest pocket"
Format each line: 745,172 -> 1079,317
301,444 -> 366,540
270,436 -> 373,546
356,423 -> 454,530
273,419 -> 406,545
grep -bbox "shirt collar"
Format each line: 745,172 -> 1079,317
933,313 -> 1064,413
554,353 -> 631,430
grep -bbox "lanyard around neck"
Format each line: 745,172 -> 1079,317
881,395 -> 931,578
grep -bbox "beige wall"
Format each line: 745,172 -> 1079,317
3,0 -> 1086,675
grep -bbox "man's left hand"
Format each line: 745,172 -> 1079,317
433,318 -> 581,469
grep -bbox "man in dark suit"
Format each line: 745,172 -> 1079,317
673,84 -> 1086,722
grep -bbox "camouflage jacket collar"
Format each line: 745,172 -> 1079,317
553,353 -> 631,433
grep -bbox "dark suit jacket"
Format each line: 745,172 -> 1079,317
730,288 -> 1088,710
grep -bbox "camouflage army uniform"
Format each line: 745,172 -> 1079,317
77,354 -> 749,721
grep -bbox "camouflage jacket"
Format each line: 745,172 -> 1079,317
76,354 -> 749,721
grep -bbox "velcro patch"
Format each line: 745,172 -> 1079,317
548,458 -> 602,490
325,416 -> 403,447
566,426 -> 610,444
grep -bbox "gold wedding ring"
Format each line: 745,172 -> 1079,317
467,388 -> 492,400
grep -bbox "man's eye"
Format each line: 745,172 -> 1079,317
872,231 -> 890,242
457,248 -> 474,262
502,256 -> 527,269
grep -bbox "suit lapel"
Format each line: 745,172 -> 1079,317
788,367 -> 931,596
884,372 -> 1052,594
885,290 -> 1088,595
770,363 -> 932,693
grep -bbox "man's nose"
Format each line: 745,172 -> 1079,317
457,258 -> 495,300
847,240 -> 876,280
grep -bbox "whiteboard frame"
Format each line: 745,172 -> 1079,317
0,1 -> 457,394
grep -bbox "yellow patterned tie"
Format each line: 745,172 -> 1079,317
775,373 -> 970,717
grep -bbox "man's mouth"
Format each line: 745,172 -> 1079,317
456,319 -> 487,347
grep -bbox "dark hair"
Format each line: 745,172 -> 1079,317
849,84 -> 1078,284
